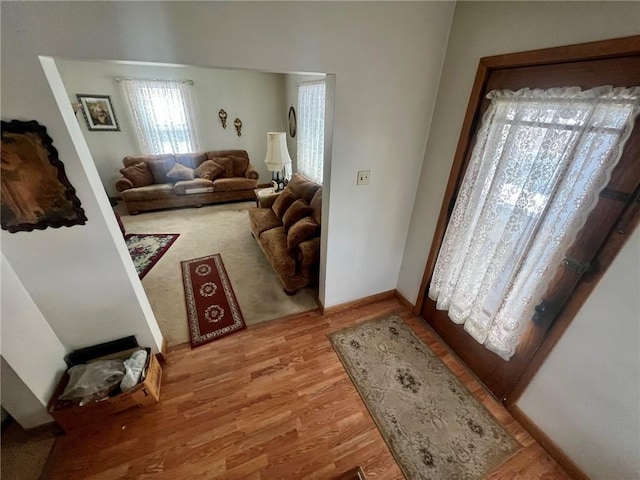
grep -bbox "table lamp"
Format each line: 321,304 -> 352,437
264,132 -> 292,192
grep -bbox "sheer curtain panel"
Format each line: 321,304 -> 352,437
297,81 -> 326,184
120,79 -> 200,155
429,86 -> 640,360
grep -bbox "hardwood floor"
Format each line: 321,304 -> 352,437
43,299 -> 571,479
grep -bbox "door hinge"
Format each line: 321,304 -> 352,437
561,257 -> 591,275
532,299 -> 561,325
599,187 -> 631,203
532,300 -> 550,324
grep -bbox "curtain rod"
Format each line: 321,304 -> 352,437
115,77 -> 194,85
296,79 -> 326,87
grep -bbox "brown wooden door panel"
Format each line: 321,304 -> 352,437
419,38 -> 640,402
425,183 -> 640,401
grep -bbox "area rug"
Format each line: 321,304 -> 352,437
125,233 -> 179,279
181,253 -> 246,348
329,315 -> 520,480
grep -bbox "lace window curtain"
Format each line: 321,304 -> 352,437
120,79 -> 200,155
429,86 -> 640,361
297,81 -> 326,184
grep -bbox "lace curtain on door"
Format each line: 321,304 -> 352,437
297,81 -> 326,184
429,86 -> 640,360
121,79 -> 200,155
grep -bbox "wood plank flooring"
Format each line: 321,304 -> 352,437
43,299 -> 571,479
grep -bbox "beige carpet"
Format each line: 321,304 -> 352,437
114,201 -> 318,346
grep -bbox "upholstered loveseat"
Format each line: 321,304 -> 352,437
115,150 -> 258,214
248,173 -> 322,295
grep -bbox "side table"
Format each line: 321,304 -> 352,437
254,187 -> 276,207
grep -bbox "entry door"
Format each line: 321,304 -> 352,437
419,37 -> 640,402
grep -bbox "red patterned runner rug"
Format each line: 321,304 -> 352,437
181,254 -> 246,348
125,233 -> 179,279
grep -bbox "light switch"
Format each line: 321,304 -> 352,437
357,170 -> 371,185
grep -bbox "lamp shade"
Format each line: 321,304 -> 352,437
264,132 -> 292,172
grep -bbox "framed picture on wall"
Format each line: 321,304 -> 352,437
77,94 -> 120,131
1,120 -> 87,233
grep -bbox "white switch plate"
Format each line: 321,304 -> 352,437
357,170 -> 371,185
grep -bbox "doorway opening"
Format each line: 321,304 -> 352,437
48,56 -> 335,348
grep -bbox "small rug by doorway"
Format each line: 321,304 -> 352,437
181,253 -> 246,348
329,315 -> 520,480
125,233 -> 179,279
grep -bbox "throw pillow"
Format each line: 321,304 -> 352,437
167,163 -> 195,181
228,155 -> 250,177
175,152 -> 206,169
287,216 -> 320,250
282,199 -> 312,232
196,160 -> 225,180
147,157 -> 175,183
271,190 -> 297,219
119,162 -> 154,187
208,156 -> 235,178
309,188 -> 322,223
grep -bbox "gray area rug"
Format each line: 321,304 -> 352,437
329,315 -> 520,480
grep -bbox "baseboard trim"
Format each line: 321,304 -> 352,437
394,290 -> 414,310
157,337 -> 168,363
8,419 -> 62,435
508,404 -> 590,480
315,295 -> 325,312
320,290 -> 396,316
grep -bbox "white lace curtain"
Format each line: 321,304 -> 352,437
429,86 -> 640,360
297,81 -> 326,184
120,79 -> 200,155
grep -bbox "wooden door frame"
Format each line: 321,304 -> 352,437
413,35 -> 640,407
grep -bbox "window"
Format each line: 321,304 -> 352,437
120,79 -> 199,155
429,86 -> 640,360
297,81 -> 326,184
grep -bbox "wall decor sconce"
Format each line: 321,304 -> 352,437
234,118 -> 242,137
218,109 -> 228,129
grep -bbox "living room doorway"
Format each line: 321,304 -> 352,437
49,56 -> 334,347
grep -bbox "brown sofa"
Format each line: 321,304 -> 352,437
115,150 -> 258,214
248,173 -> 322,295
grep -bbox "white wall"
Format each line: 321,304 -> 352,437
1,359 -> 54,429
1,254 -> 68,427
1,53 -> 164,354
396,2 -> 640,477
1,1 -> 455,316
518,228 -> 640,479
56,60 -> 288,195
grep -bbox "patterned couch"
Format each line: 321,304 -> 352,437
115,150 -> 258,214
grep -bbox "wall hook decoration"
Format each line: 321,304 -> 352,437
218,109 -> 227,129
234,118 -> 242,137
